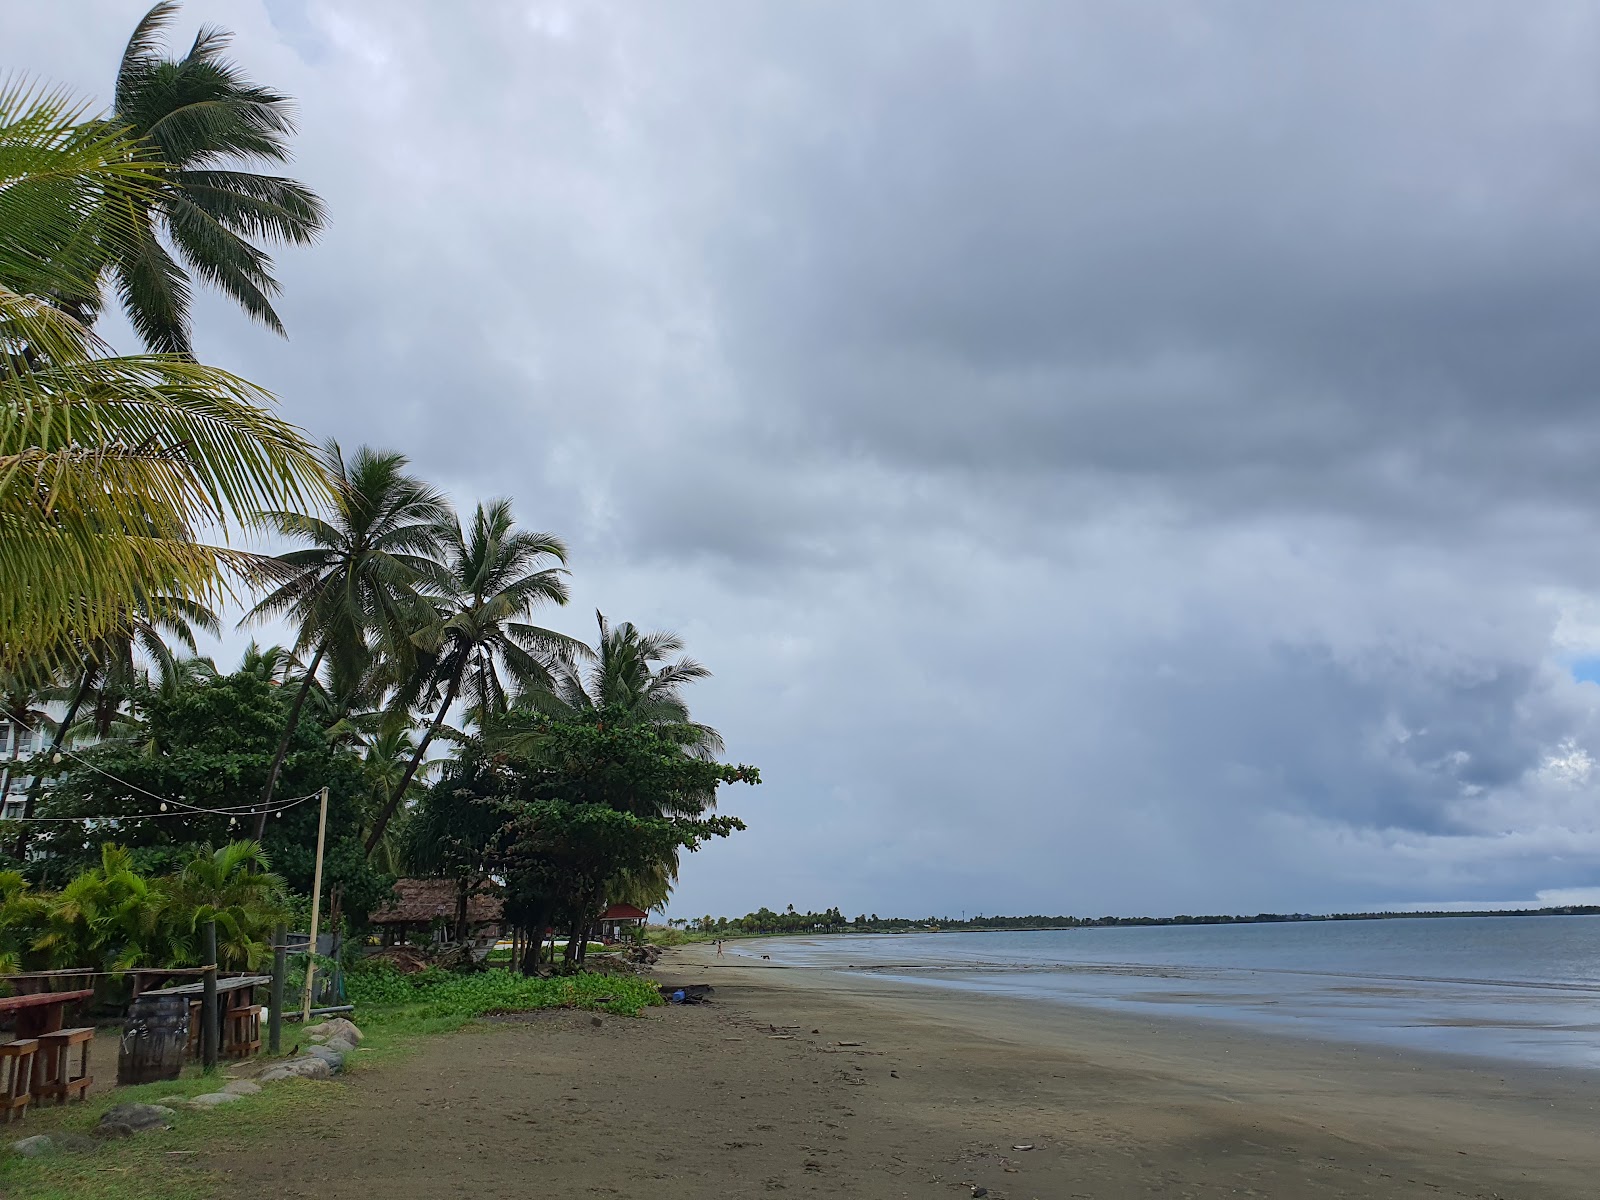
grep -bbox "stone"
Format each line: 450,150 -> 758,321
323,1035 -> 356,1055
303,1044 -> 344,1072
257,1056 -> 333,1083
97,1103 -> 175,1134
11,1134 -> 52,1157
305,1017 -> 363,1045
92,1123 -> 133,1140
221,1079 -> 262,1096
187,1091 -> 245,1109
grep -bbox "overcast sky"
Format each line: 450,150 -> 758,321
20,1 -> 1600,918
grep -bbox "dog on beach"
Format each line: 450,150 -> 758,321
761,954 -> 771,959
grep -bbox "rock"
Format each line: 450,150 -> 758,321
590,1016 -> 603,1027
303,1044 -> 344,1072
97,1103 -> 175,1134
221,1079 -> 262,1096
258,1055 -> 333,1083
187,1091 -> 245,1109
11,1134 -> 52,1157
306,1016 -> 363,1045
323,1035 -> 356,1055
93,1123 -> 133,1140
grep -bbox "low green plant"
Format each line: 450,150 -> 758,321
345,962 -> 662,1016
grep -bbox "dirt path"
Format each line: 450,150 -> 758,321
209,966 -> 1598,1199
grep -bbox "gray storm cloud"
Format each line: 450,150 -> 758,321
17,0 -> 1600,916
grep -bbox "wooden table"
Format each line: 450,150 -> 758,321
142,977 -> 271,1059
0,990 -> 94,1040
0,990 -> 95,1095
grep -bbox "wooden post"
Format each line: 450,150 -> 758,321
269,922 -> 286,1055
201,920 -> 219,1072
301,786 -> 329,1024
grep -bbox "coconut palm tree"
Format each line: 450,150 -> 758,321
363,500 -> 574,854
0,83 -> 326,669
520,611 -> 723,757
105,2 -> 327,355
243,442 -> 449,836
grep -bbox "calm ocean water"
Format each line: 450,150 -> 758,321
742,916 -> 1600,1068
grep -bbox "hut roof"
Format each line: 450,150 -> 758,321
599,902 -> 649,921
370,879 -> 503,926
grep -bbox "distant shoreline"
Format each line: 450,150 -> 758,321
673,904 -> 1600,940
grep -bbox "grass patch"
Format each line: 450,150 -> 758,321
0,969 -> 661,1199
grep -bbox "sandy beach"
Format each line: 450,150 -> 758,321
212,943 -> 1600,1199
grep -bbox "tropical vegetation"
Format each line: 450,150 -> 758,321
0,3 -> 756,983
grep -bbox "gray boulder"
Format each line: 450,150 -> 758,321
96,1103 -> 174,1135
221,1079 -> 262,1096
257,1056 -> 333,1083
323,1035 -> 356,1055
306,1016 -> 363,1045
187,1091 -> 244,1109
11,1134 -> 52,1157
303,1044 -> 344,1072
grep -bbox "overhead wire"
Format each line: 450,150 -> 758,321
0,712 -> 325,823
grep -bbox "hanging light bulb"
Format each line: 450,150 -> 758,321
159,802 -> 168,813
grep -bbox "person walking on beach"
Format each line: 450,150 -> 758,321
716,939 -> 724,956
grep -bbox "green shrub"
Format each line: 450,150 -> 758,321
345,963 -> 661,1017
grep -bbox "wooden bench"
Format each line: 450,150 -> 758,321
226,1005 -> 262,1059
0,1040 -> 37,1123
34,1027 -> 93,1104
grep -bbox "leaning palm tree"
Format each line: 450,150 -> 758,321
0,83 -> 326,669
105,2 -> 327,355
243,442 -> 449,836
363,500 -> 574,854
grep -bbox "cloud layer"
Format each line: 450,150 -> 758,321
20,1 -> 1600,916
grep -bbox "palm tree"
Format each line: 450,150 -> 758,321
173,840 -> 286,970
0,83 -> 327,669
106,2 -> 327,355
243,442 -> 449,837
521,611 -> 723,757
363,500 -> 573,854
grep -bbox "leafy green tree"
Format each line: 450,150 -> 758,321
245,442 -> 448,836
32,660 -> 391,921
483,711 -> 757,969
105,2 -> 327,354
364,499 -> 573,854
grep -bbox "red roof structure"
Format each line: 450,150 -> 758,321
599,903 -> 648,921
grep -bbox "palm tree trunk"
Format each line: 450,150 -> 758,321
364,667 -> 462,854
253,640 -> 327,839
13,670 -> 92,860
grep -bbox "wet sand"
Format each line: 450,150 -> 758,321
218,944 -> 1600,1198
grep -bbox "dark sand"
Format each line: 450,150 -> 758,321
215,946 -> 1600,1198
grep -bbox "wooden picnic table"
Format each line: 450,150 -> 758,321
0,989 -> 94,1040
143,976 -> 271,1060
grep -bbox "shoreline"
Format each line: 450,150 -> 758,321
660,942 -> 1600,1197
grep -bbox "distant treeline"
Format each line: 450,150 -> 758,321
678,905 -> 1600,936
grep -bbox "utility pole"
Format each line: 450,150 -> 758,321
301,786 -> 329,1024
269,922 -> 287,1054
201,920 -> 219,1072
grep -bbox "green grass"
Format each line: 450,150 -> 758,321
0,969 -> 662,1199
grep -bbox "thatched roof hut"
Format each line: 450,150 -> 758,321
370,879 -> 503,943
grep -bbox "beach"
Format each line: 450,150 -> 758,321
216,943 -> 1600,1199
